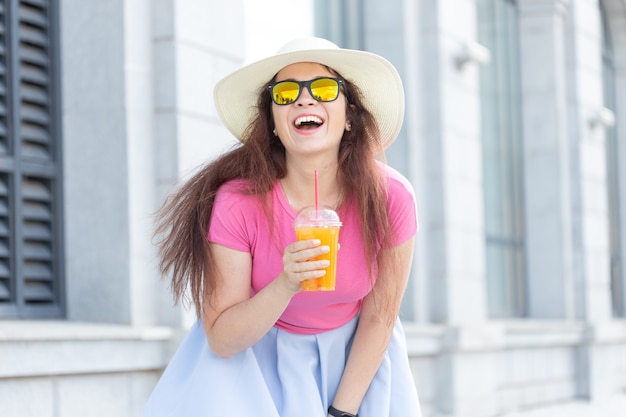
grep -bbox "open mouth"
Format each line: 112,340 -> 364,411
294,115 -> 324,130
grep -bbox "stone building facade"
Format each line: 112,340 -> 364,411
1,1 -> 625,416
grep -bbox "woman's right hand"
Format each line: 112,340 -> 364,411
279,239 -> 330,293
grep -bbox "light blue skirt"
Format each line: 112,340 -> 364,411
140,316 -> 421,417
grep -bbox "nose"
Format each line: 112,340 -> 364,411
296,85 -> 317,106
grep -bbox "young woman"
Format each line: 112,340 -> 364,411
141,37 -> 421,417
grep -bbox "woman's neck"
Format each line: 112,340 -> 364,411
281,160 -> 342,212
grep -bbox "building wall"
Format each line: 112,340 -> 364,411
383,0 -> 626,416
1,1 -> 243,416
1,0 -> 626,417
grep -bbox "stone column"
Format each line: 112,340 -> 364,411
420,0 -> 488,326
418,1 -> 496,415
605,0 -> 626,319
62,0 -> 137,324
565,0 -> 612,323
518,0 -> 574,319
152,0 -> 244,327
62,0 -> 245,326
570,0 -> 626,404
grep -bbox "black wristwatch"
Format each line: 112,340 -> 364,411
328,405 -> 358,417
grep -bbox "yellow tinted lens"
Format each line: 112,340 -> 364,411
272,81 -> 300,104
310,78 -> 339,101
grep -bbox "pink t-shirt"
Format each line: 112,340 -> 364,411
208,162 -> 418,334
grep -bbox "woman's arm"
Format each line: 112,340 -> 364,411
330,236 -> 415,415
202,239 -> 330,359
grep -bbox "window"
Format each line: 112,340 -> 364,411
601,3 -> 623,317
314,0 -> 362,50
0,0 -> 64,318
478,0 -> 526,317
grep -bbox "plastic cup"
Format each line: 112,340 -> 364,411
294,206 -> 342,291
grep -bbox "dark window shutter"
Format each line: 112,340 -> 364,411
0,174 -> 10,303
0,0 -> 63,318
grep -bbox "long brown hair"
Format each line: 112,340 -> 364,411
155,70 -> 394,316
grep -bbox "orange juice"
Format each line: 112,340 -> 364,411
295,225 -> 340,291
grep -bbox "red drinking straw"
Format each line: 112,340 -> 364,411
314,169 -> 319,213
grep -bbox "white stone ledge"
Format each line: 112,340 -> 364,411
0,320 -> 173,341
500,320 -> 588,348
585,321 -> 626,344
403,324 -> 446,355
0,321 -> 175,378
403,320 -> 626,356
499,394 -> 626,417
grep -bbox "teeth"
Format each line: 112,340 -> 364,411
295,115 -> 323,127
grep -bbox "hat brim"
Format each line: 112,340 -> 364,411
214,42 -> 404,149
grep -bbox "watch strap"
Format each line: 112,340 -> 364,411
328,405 -> 358,417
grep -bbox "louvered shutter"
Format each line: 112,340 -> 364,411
0,0 -> 63,318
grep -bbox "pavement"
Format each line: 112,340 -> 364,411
500,395 -> 626,417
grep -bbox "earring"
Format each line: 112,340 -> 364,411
346,123 -> 352,131
273,129 -> 277,136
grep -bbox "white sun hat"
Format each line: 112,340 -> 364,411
214,37 -> 405,149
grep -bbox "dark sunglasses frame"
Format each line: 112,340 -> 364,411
268,77 -> 345,105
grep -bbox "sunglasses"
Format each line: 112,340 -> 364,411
269,77 -> 345,105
